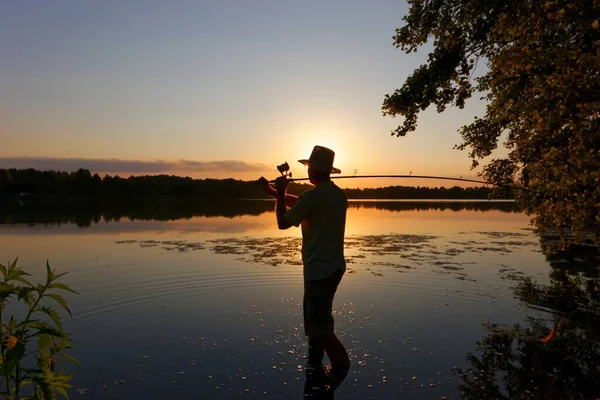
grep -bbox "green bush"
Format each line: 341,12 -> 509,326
0,259 -> 78,399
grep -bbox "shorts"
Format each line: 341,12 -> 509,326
303,269 -> 344,336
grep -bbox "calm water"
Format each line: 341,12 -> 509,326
1,200 -> 598,399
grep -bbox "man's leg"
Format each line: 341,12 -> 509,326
304,285 -> 329,398
323,270 -> 350,388
320,333 -> 350,390
304,285 -> 326,392
305,270 -> 350,391
307,335 -> 325,366
305,333 -> 349,392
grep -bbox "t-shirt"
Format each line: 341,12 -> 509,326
283,181 -> 347,281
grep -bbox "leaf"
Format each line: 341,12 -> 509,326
48,282 -> 78,295
18,287 -> 36,304
0,282 -> 18,295
24,291 -> 37,307
11,275 -> 34,287
45,293 -> 72,318
57,354 -> 78,365
48,373 -> 74,400
37,325 -> 64,338
24,320 -> 63,338
7,264 -> 32,281
39,306 -> 62,331
46,260 -> 54,285
55,386 -> 70,399
22,319 -> 44,329
53,373 -> 74,382
52,271 -> 69,281
37,334 -> 53,351
36,283 -> 45,295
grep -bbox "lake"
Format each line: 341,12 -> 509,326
1,200 -> 598,399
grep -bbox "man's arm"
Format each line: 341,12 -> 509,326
275,177 -> 317,230
276,187 -> 293,230
259,177 -> 297,207
285,194 -> 298,208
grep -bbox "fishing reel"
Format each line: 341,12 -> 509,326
254,162 -> 292,186
277,162 -> 292,178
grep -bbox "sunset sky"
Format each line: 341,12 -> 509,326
1,1 -> 501,187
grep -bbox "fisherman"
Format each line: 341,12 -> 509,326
259,145 -> 350,394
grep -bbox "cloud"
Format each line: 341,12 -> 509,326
0,156 -> 270,174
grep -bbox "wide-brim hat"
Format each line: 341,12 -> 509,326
298,145 -> 341,174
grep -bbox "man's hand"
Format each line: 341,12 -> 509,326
275,176 -> 290,193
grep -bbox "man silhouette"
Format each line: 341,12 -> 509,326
260,145 -> 350,395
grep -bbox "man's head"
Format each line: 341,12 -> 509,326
298,146 -> 341,184
307,166 -> 330,184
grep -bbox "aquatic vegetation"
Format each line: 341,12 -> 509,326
117,231 -> 530,283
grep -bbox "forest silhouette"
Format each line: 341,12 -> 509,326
1,168 -> 505,200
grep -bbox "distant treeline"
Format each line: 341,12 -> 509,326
0,168 -> 506,200
343,186 -> 497,199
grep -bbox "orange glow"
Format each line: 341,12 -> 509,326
539,324 -> 559,343
344,205 -> 527,236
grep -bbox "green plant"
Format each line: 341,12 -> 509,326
0,258 -> 78,399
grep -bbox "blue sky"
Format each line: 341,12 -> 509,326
1,0 -> 493,186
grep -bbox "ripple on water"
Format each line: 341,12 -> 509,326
110,233 -> 535,311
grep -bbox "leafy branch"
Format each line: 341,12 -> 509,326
1,258 -> 78,399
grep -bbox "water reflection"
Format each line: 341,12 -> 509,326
351,200 -> 520,213
3,200 -> 569,399
457,235 -> 600,399
0,200 -> 519,227
0,200 -> 274,227
304,371 -> 335,399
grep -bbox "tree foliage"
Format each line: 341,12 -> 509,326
383,0 -> 600,240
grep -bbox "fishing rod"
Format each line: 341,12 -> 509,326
259,161 -> 587,207
263,162 -> 533,196
281,174 -> 489,186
